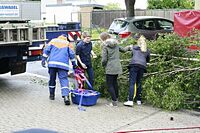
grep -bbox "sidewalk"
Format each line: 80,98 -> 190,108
0,74 -> 199,133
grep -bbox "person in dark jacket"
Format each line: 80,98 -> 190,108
124,35 -> 150,107
100,32 -> 128,107
75,31 -> 97,89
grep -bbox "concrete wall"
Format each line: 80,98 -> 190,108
80,7 -> 93,28
41,0 -> 57,20
195,0 -> 200,10
45,4 -> 79,23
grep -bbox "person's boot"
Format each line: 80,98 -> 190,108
49,87 -> 55,100
63,96 -> 70,105
49,94 -> 55,100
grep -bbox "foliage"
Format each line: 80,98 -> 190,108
93,32 -> 200,111
104,3 -> 122,10
92,44 -> 107,96
148,0 -> 194,9
161,83 -> 185,110
81,28 -> 107,40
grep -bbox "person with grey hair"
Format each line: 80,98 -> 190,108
76,31 -> 97,89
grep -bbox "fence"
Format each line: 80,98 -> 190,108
92,9 -> 186,28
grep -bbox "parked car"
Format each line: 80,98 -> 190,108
108,16 -> 174,40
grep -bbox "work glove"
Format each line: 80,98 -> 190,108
92,53 -> 97,59
73,65 -> 78,70
72,61 -> 78,70
41,57 -> 46,68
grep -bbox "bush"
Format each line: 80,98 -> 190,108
93,32 -> 200,111
161,83 -> 185,111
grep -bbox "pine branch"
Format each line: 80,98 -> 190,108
151,53 -> 200,62
144,67 -> 200,77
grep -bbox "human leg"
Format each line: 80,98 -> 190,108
136,68 -> 145,103
48,67 -> 57,100
86,67 -> 94,89
58,69 -> 70,105
113,75 -> 119,100
106,74 -> 117,106
124,67 -> 138,106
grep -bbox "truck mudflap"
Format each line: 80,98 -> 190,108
10,61 -> 26,75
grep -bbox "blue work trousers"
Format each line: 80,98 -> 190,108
48,67 -> 69,97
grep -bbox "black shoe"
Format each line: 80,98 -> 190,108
64,96 -> 70,105
49,94 -> 55,100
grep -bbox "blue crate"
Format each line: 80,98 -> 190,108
71,89 -> 100,106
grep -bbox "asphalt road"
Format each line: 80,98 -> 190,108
26,61 -> 49,78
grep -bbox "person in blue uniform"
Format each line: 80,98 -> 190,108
41,35 -> 77,105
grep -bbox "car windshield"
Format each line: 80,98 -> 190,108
157,20 -> 173,30
109,20 -> 129,31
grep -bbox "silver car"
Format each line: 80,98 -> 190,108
108,16 -> 174,40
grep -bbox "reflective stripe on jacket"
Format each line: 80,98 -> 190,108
42,36 -> 76,70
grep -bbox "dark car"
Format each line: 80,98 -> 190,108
108,16 -> 174,40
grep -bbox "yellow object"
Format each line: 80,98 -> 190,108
49,35 -> 69,48
133,83 -> 137,98
69,92 -> 72,105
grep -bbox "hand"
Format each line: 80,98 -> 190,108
81,63 -> 87,69
72,61 -> 78,70
41,60 -> 46,68
125,45 -> 132,50
92,54 -> 97,59
73,65 -> 78,70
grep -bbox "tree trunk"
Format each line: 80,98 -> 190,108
125,0 -> 136,17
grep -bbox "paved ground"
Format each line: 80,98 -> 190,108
0,72 -> 199,133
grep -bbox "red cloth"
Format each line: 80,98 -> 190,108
174,10 -> 200,37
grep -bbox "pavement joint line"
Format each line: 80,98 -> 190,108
108,109 -> 162,133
